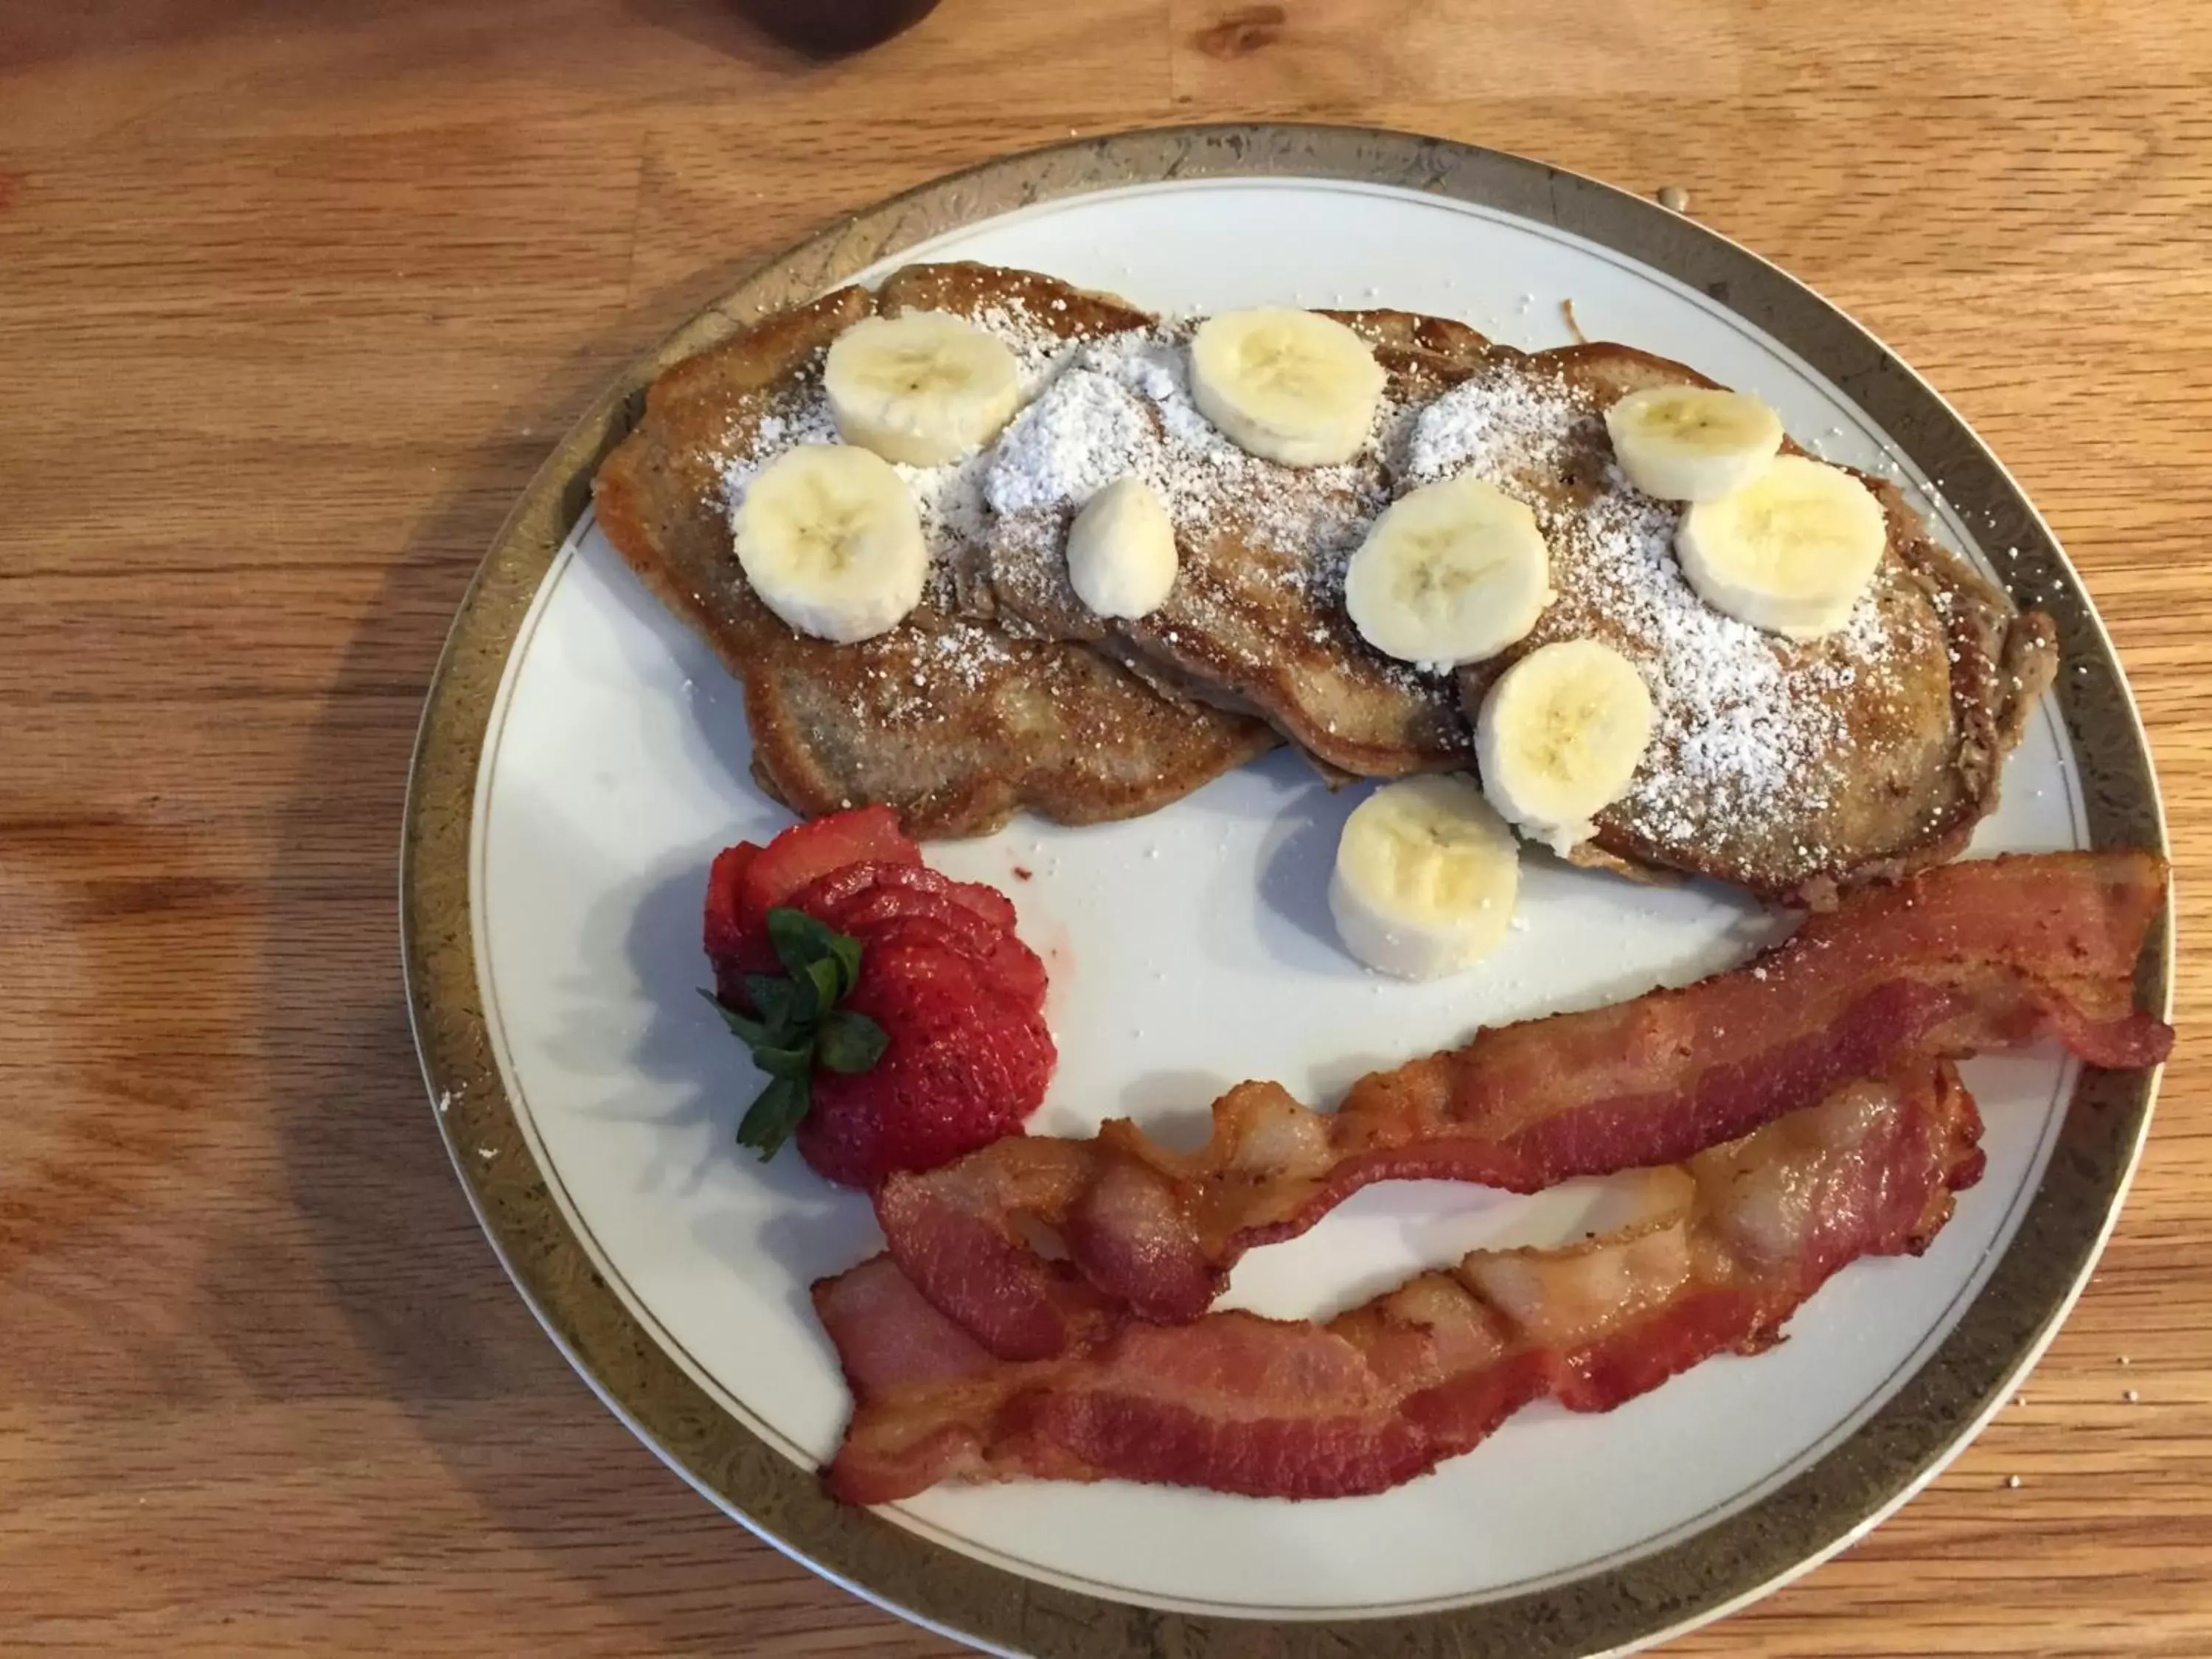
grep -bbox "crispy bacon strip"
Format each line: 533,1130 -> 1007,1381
877,850 -> 2168,1359
823,1065 -> 1986,1503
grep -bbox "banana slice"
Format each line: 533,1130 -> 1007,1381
823,311 -> 1023,466
733,444 -> 928,643
1343,475 -> 1554,667
1475,639 -> 1656,855
1187,307 -> 1385,467
1067,476 -> 1178,619
1329,776 -> 1521,979
1604,385 -> 1784,502
1674,455 -> 1886,640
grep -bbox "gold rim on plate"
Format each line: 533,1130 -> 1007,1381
400,124 -> 2171,1658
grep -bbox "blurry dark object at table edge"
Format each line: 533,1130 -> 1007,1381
739,0 -> 942,55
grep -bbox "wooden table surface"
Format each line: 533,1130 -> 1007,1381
4,3 -> 2209,1653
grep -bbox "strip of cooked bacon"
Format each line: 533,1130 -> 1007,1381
823,1065 -> 1986,1503
876,850 -> 2168,1359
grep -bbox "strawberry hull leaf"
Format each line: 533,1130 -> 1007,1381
706,902 -> 887,1167
796,956 -> 842,1018
698,988 -> 766,1048
765,906 -> 830,969
751,1043 -> 816,1080
767,906 -> 867,1001
827,931 -> 862,998
744,973 -> 804,1037
735,1076 -> 810,1161
817,1009 -> 889,1074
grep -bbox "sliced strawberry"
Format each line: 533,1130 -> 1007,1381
788,863 -> 1043,1009
700,810 -> 1054,1190
704,841 -> 762,967
832,885 -> 1001,959
846,895 -> 1046,1010
738,805 -> 918,939
841,916 -> 1043,1015
794,860 -> 1024,938
786,864 -> 997,983
943,880 -> 1020,936
796,938 -> 1057,1188
961,921 -> 1047,1013
798,863 -> 1040,1001
827,911 -> 979,964
990,942 -> 1048,1014
707,808 -> 922,983
818,860 -> 1020,934
786,859 -> 924,923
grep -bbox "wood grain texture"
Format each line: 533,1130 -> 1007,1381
2,1 -> 2208,1653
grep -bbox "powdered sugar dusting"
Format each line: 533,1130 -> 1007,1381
703,292 -> 1911,824
881,298 -> 1087,553
712,303 -> 1079,573
984,327 -> 1376,543
979,324 -> 1446,714
1409,374 -> 1581,486
832,617 -> 1029,729
985,366 -> 1150,515
720,392 -> 839,495
1565,484 -> 1893,850
703,302 -> 1091,714
1422,367 -> 1907,877
969,304 -> 1080,397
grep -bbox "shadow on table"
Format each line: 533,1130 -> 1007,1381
229,317 -> 956,1655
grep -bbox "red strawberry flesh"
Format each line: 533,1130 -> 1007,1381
795,940 -> 1056,1189
700,807 -> 1054,1189
704,841 -> 761,987
823,860 -> 1020,934
738,805 -> 917,939
793,863 -> 1046,1010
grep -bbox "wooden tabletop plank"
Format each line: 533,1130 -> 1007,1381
4,1 -> 2208,1652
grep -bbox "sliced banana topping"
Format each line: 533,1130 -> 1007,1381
1674,455 -> 1885,641
1066,476 -> 1178,619
1187,307 -> 1385,467
823,311 -> 1023,467
1475,639 -> 1656,855
733,444 -> 928,644
1604,385 -> 1784,502
1329,775 -> 1521,980
1343,475 -> 1554,667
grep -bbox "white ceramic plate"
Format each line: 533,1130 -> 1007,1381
406,131 -> 2167,1659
